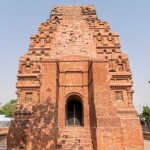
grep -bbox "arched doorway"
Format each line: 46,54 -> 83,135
66,95 -> 83,126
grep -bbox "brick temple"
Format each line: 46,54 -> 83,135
7,5 -> 144,150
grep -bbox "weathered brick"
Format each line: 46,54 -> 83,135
7,5 -> 144,150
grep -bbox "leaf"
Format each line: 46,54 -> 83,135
0,99 -> 17,117
142,106 -> 150,126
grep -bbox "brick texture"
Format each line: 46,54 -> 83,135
7,5 -> 144,150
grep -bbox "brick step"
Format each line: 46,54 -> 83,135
58,128 -> 94,150
59,144 -> 93,150
58,142 -> 94,149
58,138 -> 92,144
59,130 -> 91,133
62,147 -> 93,150
60,127 -> 91,130
59,132 -> 91,136
58,137 -> 94,149
59,144 -> 93,149
59,129 -> 91,133
59,130 -> 91,134
60,134 -> 92,138
59,142 -> 93,146
59,136 -> 92,139
59,129 -> 91,132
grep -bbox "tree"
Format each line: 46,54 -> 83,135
0,99 -> 17,117
142,106 -> 150,131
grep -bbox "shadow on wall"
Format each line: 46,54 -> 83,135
7,97 -> 57,150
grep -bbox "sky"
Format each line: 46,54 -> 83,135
0,0 -> 149,113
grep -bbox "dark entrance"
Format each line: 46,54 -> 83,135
66,96 -> 83,126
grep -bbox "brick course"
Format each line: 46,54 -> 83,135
7,5 -> 144,150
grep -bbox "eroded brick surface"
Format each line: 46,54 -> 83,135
7,5 -> 144,150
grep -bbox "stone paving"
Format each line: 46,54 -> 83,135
0,138 -> 150,150
144,140 -> 150,150
0,136 -> 6,150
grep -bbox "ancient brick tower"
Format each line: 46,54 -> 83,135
7,5 -> 144,150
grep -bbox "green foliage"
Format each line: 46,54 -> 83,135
142,106 -> 150,131
0,99 -> 17,117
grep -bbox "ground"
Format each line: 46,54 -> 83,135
144,140 -> 150,150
